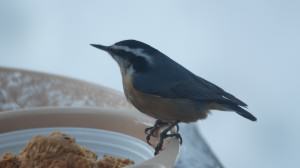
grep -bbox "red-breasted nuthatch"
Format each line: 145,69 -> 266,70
91,40 -> 257,155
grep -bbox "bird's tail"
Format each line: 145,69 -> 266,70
230,105 -> 257,121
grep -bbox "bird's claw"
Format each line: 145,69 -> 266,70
146,132 -> 154,145
165,133 -> 183,144
144,126 -> 154,135
144,120 -> 168,145
154,132 -> 182,155
153,121 -> 181,155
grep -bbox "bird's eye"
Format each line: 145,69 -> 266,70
131,56 -> 149,72
114,49 -> 135,61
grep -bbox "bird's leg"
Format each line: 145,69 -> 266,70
154,121 -> 182,155
145,120 -> 168,145
175,123 -> 180,133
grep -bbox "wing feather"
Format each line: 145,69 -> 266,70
134,72 -> 247,107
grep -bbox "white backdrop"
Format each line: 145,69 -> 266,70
0,1 -> 299,167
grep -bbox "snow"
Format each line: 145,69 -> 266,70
0,69 -> 129,111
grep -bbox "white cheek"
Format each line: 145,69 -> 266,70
112,55 -> 134,76
112,55 -> 122,64
126,65 -> 135,75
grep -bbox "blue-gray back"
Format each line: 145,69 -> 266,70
132,50 -> 247,107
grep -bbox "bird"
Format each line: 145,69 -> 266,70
91,39 -> 257,155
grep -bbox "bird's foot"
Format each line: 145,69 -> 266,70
144,120 -> 168,145
153,121 -> 182,155
166,133 -> 183,144
154,132 -> 182,155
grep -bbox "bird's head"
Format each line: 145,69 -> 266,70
91,40 -> 158,75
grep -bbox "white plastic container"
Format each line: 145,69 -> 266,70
0,107 -> 180,168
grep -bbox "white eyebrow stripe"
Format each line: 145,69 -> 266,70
111,45 -> 153,64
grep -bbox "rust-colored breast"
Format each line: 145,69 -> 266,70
122,73 -> 209,122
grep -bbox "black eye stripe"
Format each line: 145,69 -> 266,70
111,47 -> 149,72
112,49 -> 134,58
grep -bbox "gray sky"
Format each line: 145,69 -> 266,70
0,0 -> 299,167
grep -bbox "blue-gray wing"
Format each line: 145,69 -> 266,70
172,76 -> 247,107
133,72 -> 247,107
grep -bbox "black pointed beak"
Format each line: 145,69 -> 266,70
90,44 -> 110,52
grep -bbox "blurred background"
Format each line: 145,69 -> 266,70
0,0 -> 299,167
